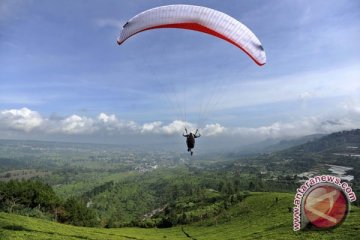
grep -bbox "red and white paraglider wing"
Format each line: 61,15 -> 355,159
117,5 -> 266,66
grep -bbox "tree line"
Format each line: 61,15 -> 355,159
0,180 -> 98,227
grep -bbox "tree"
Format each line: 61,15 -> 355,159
226,182 -> 233,194
234,179 -> 240,192
218,181 -> 224,192
157,217 -> 173,228
0,180 -> 60,212
248,181 -> 256,191
5,196 -> 21,213
60,197 -> 98,227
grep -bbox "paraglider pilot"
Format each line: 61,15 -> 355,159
183,128 -> 201,156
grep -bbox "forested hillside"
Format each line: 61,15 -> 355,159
1,192 -> 359,240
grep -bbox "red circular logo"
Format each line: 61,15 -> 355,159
304,185 -> 348,229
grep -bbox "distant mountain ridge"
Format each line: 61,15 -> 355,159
232,129 -> 360,183
230,133 -> 325,157
282,129 -> 360,155
264,133 -> 326,153
271,129 -> 360,183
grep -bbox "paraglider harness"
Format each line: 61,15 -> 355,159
183,128 -> 201,156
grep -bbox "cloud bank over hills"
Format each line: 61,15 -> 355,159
1,105 -> 359,147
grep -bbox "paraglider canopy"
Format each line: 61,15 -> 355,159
117,4 -> 266,66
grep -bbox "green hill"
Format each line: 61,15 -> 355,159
283,129 -> 360,155
1,192 -> 359,240
243,129 -> 360,185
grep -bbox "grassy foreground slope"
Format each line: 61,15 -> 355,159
0,192 -> 359,240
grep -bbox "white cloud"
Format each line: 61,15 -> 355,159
230,114 -> 360,141
97,113 -> 139,133
98,113 -> 117,123
0,108 -> 43,132
59,115 -> 96,135
203,123 -> 226,136
161,120 -> 191,135
0,108 -> 359,143
343,99 -> 360,115
140,120 -> 194,135
141,121 -> 162,133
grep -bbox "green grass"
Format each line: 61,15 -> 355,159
0,213 -> 185,240
1,192 -> 359,240
186,192 -> 360,239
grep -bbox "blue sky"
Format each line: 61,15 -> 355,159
0,0 -> 359,147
